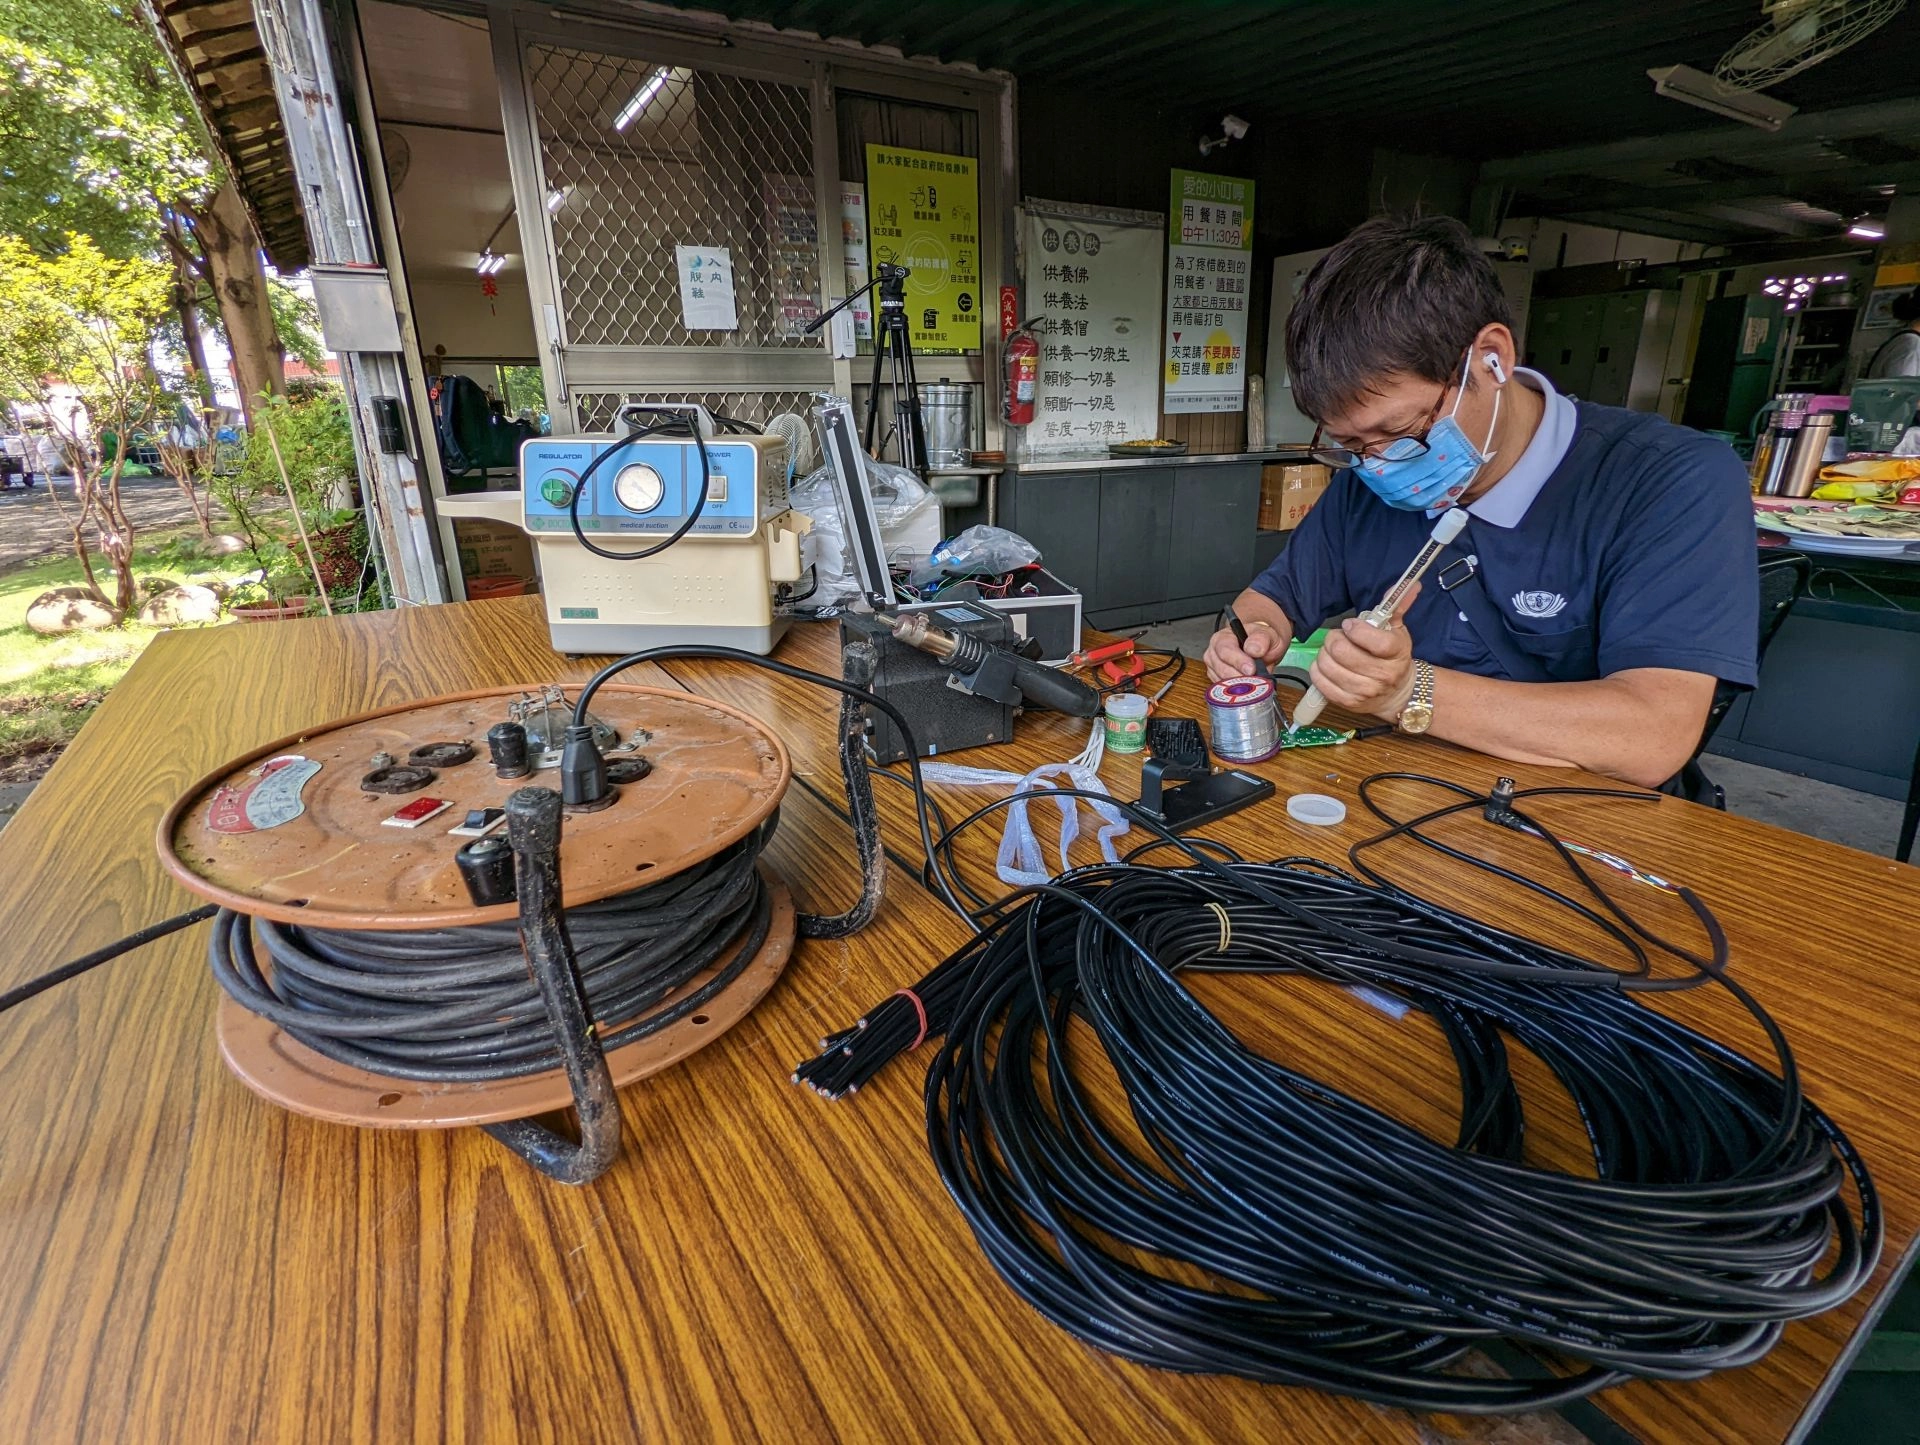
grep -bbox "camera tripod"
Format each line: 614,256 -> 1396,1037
808,263 -> 928,478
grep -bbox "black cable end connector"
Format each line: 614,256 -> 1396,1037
559,723 -> 608,806
1485,775 -> 1526,831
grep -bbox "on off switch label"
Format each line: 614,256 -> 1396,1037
207,756 -> 322,834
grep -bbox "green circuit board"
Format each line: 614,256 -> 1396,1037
1278,726 -> 1354,749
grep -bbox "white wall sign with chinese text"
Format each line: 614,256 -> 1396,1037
1163,169 -> 1254,414
839,183 -> 873,342
1020,200 -> 1165,454
674,245 -> 737,331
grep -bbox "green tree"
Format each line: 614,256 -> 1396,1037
0,0 -> 287,418
267,277 -> 327,373
0,232 -> 175,614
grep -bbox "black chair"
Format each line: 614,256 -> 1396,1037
1669,550 -> 1810,810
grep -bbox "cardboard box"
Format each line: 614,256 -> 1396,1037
452,518 -> 535,598
1259,463 -> 1331,531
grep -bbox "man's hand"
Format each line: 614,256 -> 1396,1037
1204,617 -> 1284,681
1308,583 -> 1421,721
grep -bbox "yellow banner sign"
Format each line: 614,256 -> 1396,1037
864,144 -> 981,353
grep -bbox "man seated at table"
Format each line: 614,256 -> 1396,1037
1205,215 -> 1758,790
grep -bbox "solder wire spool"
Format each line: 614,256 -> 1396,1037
1206,676 -> 1281,762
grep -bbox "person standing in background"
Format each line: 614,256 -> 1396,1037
1867,290 -> 1920,378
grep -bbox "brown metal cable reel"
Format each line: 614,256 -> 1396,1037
157,683 -> 797,1137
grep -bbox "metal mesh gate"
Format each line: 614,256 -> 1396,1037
526,45 -> 822,351
572,390 -> 819,432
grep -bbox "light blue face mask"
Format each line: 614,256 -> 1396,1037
1350,353 -> 1503,511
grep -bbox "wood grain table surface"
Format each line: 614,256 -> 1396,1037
0,594 -> 1912,1445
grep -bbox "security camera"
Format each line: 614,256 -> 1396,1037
1199,114 -> 1250,156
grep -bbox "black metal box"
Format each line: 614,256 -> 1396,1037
841,603 -> 1016,764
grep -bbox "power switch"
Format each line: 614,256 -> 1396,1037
706,474 -> 728,503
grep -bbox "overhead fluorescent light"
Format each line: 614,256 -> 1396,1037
545,187 -> 567,213
1647,64 -> 1798,132
476,251 -> 507,275
1848,217 -> 1887,241
613,68 -> 671,132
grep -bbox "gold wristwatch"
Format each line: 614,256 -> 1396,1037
1397,661 -> 1435,734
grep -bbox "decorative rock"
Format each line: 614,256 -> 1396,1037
26,588 -> 122,635
205,534 -> 248,556
137,583 -> 224,628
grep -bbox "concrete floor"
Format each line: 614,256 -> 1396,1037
0,471 -> 215,570
0,781 -> 31,831
1133,613 -> 1911,861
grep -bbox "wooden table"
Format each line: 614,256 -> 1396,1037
0,596 -> 1914,1445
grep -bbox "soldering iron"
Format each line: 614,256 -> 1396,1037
1290,506 -> 1468,732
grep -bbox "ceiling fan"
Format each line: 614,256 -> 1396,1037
1718,0 -> 1906,88
1650,0 -> 1907,129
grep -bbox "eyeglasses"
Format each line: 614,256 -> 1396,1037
1305,370 -> 1458,470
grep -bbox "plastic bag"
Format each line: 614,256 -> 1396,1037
905,524 -> 1041,589
790,456 -> 937,604
918,722 -> 1129,887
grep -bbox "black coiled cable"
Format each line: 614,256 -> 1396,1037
795,788 -> 1882,1415
209,823 -> 774,1083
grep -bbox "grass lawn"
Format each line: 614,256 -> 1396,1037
0,529 -> 263,782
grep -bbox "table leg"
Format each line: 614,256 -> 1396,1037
1901,729 -> 1920,865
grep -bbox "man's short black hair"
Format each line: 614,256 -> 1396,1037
1893,288 -> 1920,326
1285,214 -> 1514,423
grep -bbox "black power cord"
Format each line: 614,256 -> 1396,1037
210,827 -> 772,1082
566,406 -> 713,563
4,651 -> 957,1017
794,778 -> 1882,1415
569,644 -> 971,922
0,903 -> 218,1016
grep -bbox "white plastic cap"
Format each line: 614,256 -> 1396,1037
1104,692 -> 1150,719
1286,793 -> 1347,827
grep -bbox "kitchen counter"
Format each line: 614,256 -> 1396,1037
1009,446 -> 1314,474
949,451 -> 1307,628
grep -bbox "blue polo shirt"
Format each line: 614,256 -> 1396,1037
1252,374 -> 1759,687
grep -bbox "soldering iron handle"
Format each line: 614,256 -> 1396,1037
1009,658 -> 1102,717
1291,683 -> 1328,731
1292,606 -> 1390,731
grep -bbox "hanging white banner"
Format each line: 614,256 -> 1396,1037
1020,201 -> 1165,454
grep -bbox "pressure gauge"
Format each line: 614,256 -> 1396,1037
612,462 -> 665,514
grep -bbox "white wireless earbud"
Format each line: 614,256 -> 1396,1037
1486,353 -> 1508,384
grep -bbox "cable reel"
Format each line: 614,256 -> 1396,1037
158,683 -> 799,1183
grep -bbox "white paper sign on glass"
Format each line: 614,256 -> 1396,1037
675,244 -> 738,331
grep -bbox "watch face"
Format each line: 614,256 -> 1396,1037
1399,704 -> 1434,735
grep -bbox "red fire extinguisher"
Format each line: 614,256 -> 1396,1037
1003,321 -> 1040,427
